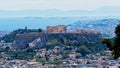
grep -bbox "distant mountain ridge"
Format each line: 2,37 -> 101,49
68,19 -> 120,37
1,6 -> 120,17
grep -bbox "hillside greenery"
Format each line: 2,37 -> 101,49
0,27 -> 42,42
45,37 -> 107,57
102,24 -> 120,59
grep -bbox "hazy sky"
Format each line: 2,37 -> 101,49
0,0 -> 120,30
0,0 -> 120,11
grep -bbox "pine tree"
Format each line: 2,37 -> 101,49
102,24 -> 120,59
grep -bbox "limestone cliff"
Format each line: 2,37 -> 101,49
12,31 -> 102,50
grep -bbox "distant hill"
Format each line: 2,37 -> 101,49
1,6 -> 120,17
68,19 -> 120,38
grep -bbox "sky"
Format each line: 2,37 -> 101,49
0,0 -> 120,11
0,0 -> 120,17
0,0 -> 120,30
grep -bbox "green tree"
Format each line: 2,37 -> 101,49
77,45 -> 90,56
102,24 -> 120,59
38,28 -> 42,32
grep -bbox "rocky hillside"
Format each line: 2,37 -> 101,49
12,30 -> 103,50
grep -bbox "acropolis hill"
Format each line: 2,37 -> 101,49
12,25 -> 102,50
46,25 -> 99,33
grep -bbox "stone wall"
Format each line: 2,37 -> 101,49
47,25 -> 66,33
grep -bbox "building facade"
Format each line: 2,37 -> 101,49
47,25 -> 66,33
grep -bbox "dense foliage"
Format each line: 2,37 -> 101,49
46,37 -> 106,56
0,27 -> 42,42
102,24 -> 120,59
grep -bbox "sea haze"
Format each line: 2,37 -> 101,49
0,17 -> 81,31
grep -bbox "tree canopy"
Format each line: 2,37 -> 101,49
0,27 -> 42,42
102,24 -> 120,59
